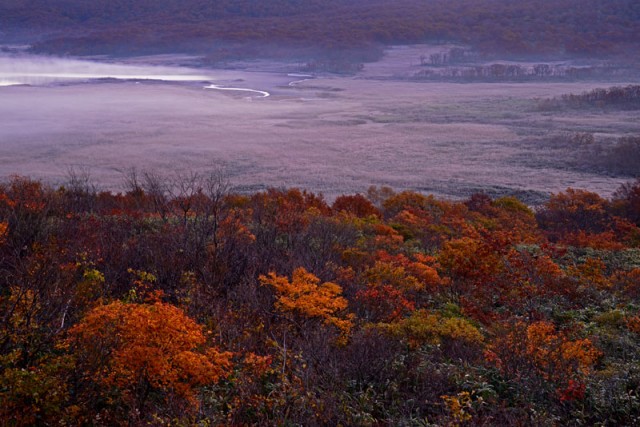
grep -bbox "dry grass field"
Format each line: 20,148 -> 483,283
1,46 -> 638,202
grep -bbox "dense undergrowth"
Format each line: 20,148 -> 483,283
1,173 -> 640,425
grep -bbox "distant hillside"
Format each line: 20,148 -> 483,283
2,0 -> 639,58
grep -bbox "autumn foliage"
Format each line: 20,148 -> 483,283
260,267 -> 353,337
67,299 -> 232,417
2,176 -> 640,425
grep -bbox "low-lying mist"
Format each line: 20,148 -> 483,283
0,53 -> 212,86
1,45 -> 638,203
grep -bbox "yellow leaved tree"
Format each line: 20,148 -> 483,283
260,267 -> 353,338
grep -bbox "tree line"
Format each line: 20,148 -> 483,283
538,85 -> 640,110
3,0 -> 639,59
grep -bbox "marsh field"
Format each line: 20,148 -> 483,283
1,45 -> 638,202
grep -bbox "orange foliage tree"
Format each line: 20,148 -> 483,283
487,321 -> 601,402
66,299 -> 232,420
332,193 -> 381,218
259,267 -> 353,338
536,188 -> 611,242
354,251 -> 445,322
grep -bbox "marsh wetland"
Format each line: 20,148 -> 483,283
1,45 -> 638,202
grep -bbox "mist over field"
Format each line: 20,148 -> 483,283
1,0 -> 639,201
1,46 -> 638,202
0,53 -> 213,86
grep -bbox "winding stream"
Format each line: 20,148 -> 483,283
204,84 -> 270,97
0,53 -> 289,98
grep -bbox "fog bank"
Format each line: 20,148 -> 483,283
0,53 -> 212,86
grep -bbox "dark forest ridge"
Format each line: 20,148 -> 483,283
2,0 -> 639,57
